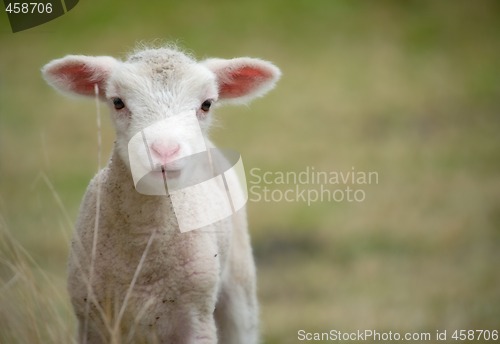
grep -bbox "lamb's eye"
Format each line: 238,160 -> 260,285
201,99 -> 213,112
112,98 -> 125,110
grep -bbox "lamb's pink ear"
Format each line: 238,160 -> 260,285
202,57 -> 281,103
41,55 -> 118,99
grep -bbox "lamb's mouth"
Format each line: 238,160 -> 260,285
160,165 -> 182,179
145,167 -> 182,181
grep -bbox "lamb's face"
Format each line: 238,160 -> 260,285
42,46 -> 281,192
106,50 -> 218,179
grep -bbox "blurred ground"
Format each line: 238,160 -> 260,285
1,1 -> 499,343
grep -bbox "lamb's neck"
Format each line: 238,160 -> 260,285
105,149 -> 178,232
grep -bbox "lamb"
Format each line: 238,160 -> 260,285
41,45 -> 281,344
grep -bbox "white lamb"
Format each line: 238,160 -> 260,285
42,45 -> 280,344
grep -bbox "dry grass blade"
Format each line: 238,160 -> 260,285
82,84 -> 104,344
0,214 -> 76,344
112,231 -> 156,342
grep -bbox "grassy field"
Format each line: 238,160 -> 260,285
1,1 -> 500,343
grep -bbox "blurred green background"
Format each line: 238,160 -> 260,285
1,1 -> 499,343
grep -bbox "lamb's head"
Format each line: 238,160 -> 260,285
42,47 -> 281,190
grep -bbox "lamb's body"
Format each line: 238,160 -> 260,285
42,46 -> 280,344
71,151 -> 256,343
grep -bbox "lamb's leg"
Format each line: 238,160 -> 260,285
187,314 -> 218,344
215,274 -> 259,344
214,220 -> 259,344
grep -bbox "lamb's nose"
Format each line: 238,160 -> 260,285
151,140 -> 180,163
